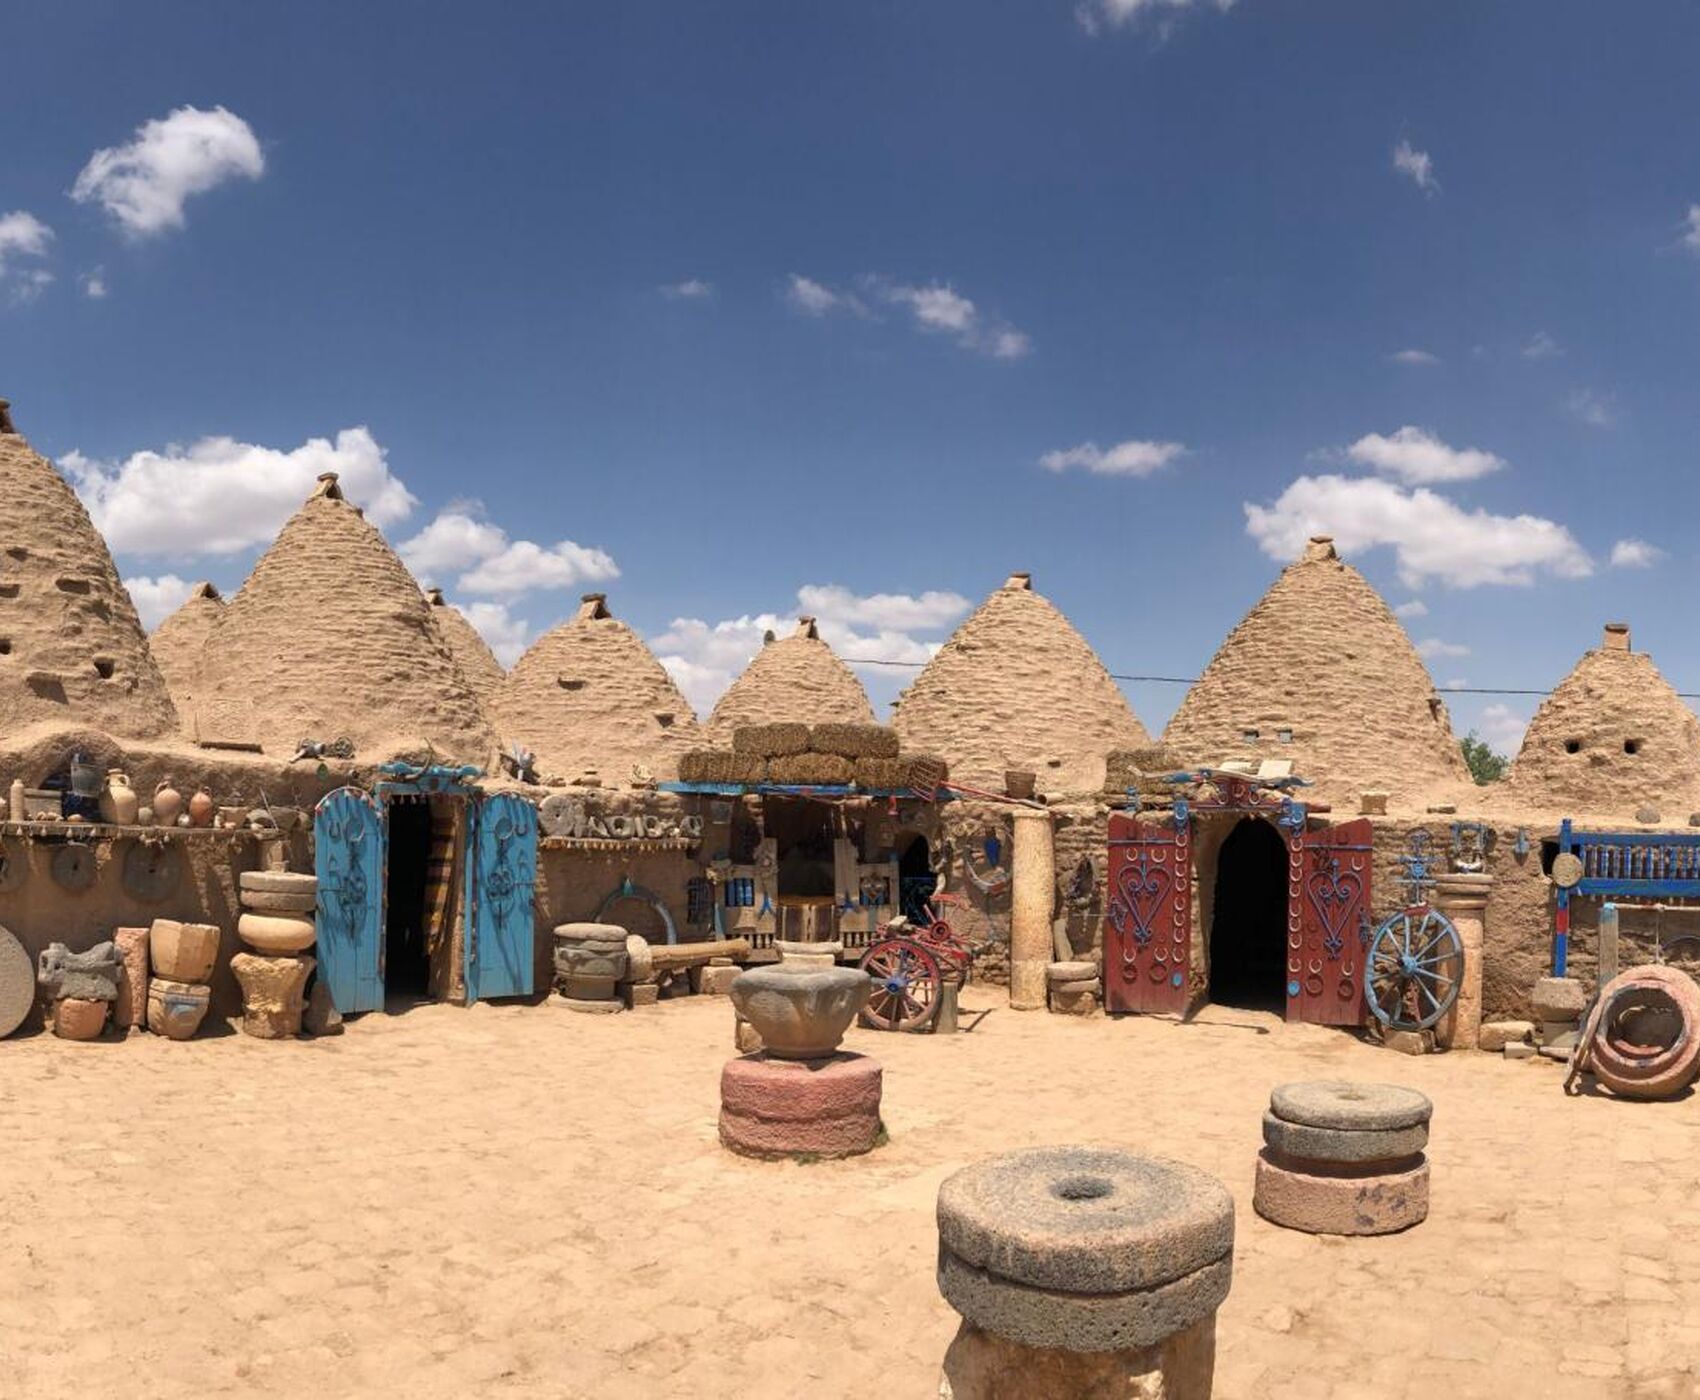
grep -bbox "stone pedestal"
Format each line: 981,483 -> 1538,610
230,953 -> 314,1039
112,926 -> 150,1032
1433,873 -> 1491,1050
936,1147 -> 1233,1399
1254,1081 -> 1432,1235
718,1052 -> 883,1159
1009,807 -> 1055,1012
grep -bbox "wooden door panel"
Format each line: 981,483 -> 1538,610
1104,811 -> 1192,1015
313,787 -> 385,1014
1289,818 -> 1372,1025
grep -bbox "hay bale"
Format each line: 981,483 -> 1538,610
766,753 -> 854,785
680,750 -> 766,784
853,756 -> 907,790
732,722 -> 811,758
1106,746 -> 1182,792
678,750 -> 716,783
809,723 -> 900,759
904,754 -> 950,792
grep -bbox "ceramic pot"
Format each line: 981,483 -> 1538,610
776,939 -> 843,970
147,979 -> 210,1040
99,770 -> 139,826
149,918 -> 220,982
728,964 -> 871,1060
152,779 -> 184,826
187,787 -> 215,829
53,996 -> 109,1041
8,778 -> 24,823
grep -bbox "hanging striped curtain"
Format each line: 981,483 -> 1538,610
423,801 -> 460,955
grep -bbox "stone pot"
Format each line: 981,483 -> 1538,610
147,979 -> 210,1040
237,912 -> 317,955
99,770 -> 139,826
53,996 -> 109,1041
152,779 -> 184,827
728,963 -> 871,1060
776,939 -> 843,970
1004,769 -> 1038,801
231,952 -> 314,1038
150,918 -> 220,982
187,788 -> 216,829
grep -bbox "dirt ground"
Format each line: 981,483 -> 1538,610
3,994 -> 1699,1400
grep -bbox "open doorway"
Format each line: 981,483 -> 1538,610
897,833 -> 935,922
1208,818 -> 1289,1011
384,800 -> 435,1002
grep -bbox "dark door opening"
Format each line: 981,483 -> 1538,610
1209,818 -> 1289,1012
898,834 -> 934,922
384,800 -> 434,1001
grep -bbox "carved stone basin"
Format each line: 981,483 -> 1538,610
729,963 -> 870,1060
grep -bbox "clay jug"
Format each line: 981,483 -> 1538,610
152,778 -> 183,826
100,770 -> 139,826
187,787 -> 215,829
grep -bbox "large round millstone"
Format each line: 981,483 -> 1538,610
1268,1081 -> 1432,1133
717,1051 -> 883,1160
1,923 -> 40,1037
938,1147 -> 1233,1297
1253,1150 -> 1429,1236
1260,1110 -> 1428,1165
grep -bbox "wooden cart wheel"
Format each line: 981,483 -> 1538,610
858,937 -> 942,1032
1364,906 -> 1462,1032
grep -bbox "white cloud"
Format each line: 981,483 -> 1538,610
1245,474 -> 1593,589
1345,426 -> 1506,485
126,574 -> 195,631
81,268 -> 107,299
1475,702 -> 1529,755
786,273 -> 857,317
1610,538 -> 1665,569
1521,331 -> 1563,360
652,584 -> 969,715
456,600 -> 531,667
65,427 -> 416,557
873,278 -> 1031,359
660,278 -> 713,300
1039,439 -> 1187,478
1416,637 -> 1470,659
1392,141 -> 1438,195
1442,676 -> 1469,690
1393,599 -> 1428,619
1389,348 -> 1439,366
0,210 -> 53,296
1566,387 -> 1615,429
1077,0 -> 1236,34
1681,205 -> 1700,255
71,105 -> 263,236
398,505 -> 618,598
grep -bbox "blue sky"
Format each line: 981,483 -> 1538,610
3,1 -> 1698,752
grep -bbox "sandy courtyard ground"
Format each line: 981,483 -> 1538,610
4,993 -> 1700,1399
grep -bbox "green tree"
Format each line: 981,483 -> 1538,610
1460,731 -> 1508,785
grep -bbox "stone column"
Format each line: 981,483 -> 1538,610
936,1147 -> 1233,1399
1433,873 -> 1491,1051
1009,807 -> 1055,1011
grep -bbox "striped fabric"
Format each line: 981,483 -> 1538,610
423,802 -> 460,955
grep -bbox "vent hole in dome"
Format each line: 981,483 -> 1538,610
656,713 -> 674,728
0,583 -> 18,598
55,577 -> 90,595
557,677 -> 586,691
93,657 -> 115,680
1564,739 -> 1582,755
1624,739 -> 1642,756
0,638 -> 11,655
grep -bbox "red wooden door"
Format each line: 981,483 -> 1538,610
1104,811 -> 1192,1015
1288,818 -> 1373,1025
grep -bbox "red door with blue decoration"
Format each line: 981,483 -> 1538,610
1288,819 -> 1372,1025
1103,810 -> 1192,1015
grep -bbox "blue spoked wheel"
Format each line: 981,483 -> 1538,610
1364,906 -> 1463,1031
858,938 -> 942,1032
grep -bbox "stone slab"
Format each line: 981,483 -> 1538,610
625,981 -> 660,1008
1531,976 -> 1587,1020
1479,1020 -> 1533,1052
936,1245 -> 1232,1354
1503,1042 -> 1538,1060
937,1147 -> 1233,1296
698,964 -> 742,996
1050,990 -> 1099,1016
553,922 -> 628,942
112,927 -> 149,1030
1268,1081 -> 1432,1133
1252,1150 -> 1428,1236
1046,960 -> 1098,985
720,1051 -> 882,1121
239,870 -> 318,895
1261,1111 -> 1428,1165
1382,1029 -> 1432,1056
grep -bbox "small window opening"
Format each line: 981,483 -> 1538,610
556,677 -> 586,691
55,577 -> 90,595
0,582 -> 18,598
0,638 -> 11,656
92,657 -> 116,679
1241,729 -> 1260,742
656,713 -> 675,728
1277,728 -> 1293,743
1564,739 -> 1582,755
1540,839 -> 1560,876
1624,739 -> 1641,755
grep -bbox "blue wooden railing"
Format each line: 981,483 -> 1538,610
1553,819 -> 1700,974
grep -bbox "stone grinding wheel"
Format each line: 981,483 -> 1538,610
0,924 -> 35,1037
51,843 -> 97,893
538,793 -> 580,838
0,839 -> 24,894
1268,1081 -> 1432,1133
121,839 -> 183,902
1572,964 -> 1700,1100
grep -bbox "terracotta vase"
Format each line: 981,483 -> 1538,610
187,787 -> 215,829
99,770 -> 139,826
152,779 -> 184,827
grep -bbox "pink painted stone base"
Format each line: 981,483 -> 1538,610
718,1051 -> 883,1160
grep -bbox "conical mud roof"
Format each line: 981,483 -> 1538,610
196,474 -> 493,760
706,617 -> 875,743
1505,624 -> 1700,816
149,582 -> 224,722
493,593 -> 702,784
1163,537 -> 1469,806
0,403 -> 179,740
892,572 -> 1147,794
425,587 -> 506,710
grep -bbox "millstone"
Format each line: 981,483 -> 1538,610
239,870 -> 318,895
240,889 -> 319,914
0,923 -> 35,1037
1268,1081 -> 1431,1133
1253,1150 -> 1429,1236
1260,1110 -> 1428,1165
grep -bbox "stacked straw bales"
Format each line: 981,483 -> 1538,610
678,722 -> 945,791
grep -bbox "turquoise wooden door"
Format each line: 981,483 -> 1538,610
314,787 -> 386,1013
465,792 -> 537,1002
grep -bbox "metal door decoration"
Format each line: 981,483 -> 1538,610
465,791 -> 538,1001
1289,819 -> 1372,1025
1103,809 -> 1192,1014
314,786 -> 386,1014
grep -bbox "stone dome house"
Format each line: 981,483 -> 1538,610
706,617 -> 875,744
425,587 -> 506,712
892,572 -> 1148,795
149,582 -> 225,724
